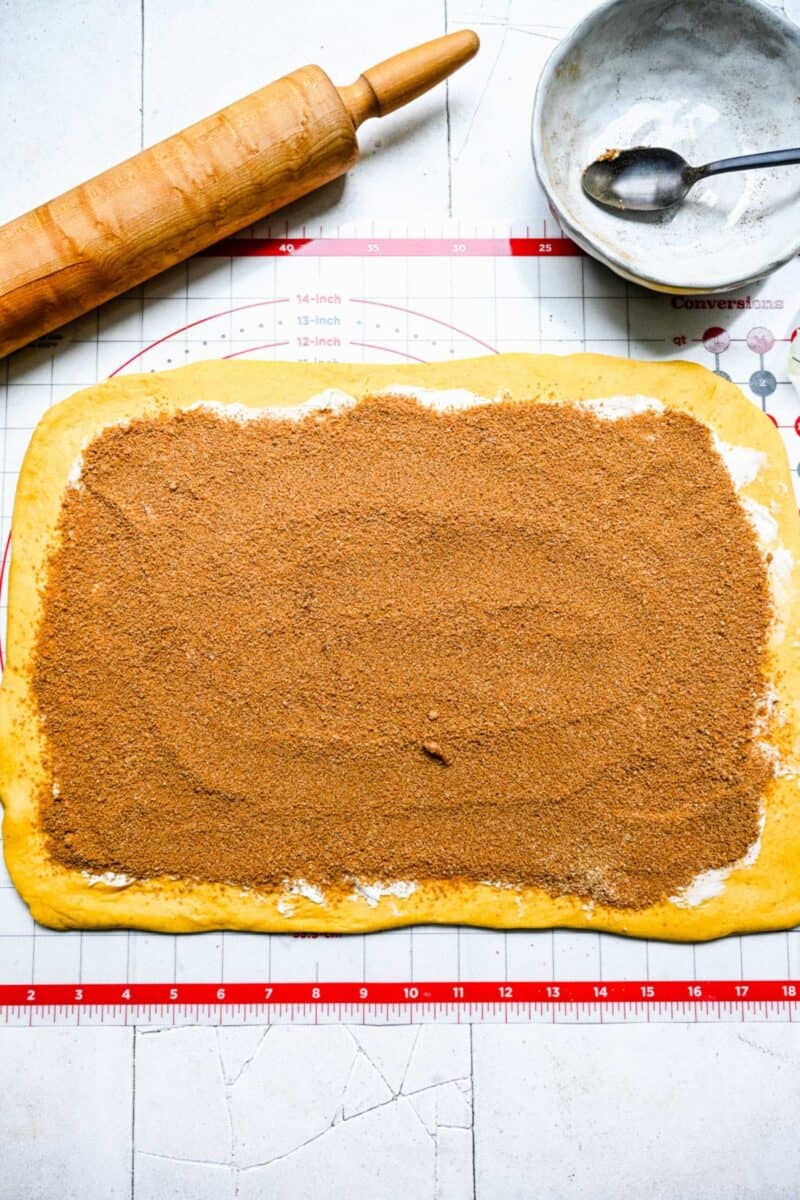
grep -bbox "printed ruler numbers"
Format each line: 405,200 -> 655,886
2,982 -> 797,1026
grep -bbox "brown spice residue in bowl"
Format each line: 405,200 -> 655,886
33,395 -> 772,909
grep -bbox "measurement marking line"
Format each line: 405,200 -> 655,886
348,341 -> 427,363
222,341 -> 290,360
130,1026 -> 137,1200
199,237 -> 582,258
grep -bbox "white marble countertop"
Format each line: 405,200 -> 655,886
2,2 -> 800,1197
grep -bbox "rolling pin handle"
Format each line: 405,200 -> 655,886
338,29 -> 480,129
338,77 -> 381,128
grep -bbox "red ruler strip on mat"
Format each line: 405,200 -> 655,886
200,237 -> 582,258
1,981 -> 797,1007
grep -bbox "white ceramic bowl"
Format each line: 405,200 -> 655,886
532,0 -> 800,293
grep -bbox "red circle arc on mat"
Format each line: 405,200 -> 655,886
222,341 -> 290,360
349,341 -> 428,363
350,297 -> 499,355
108,298 -> 290,377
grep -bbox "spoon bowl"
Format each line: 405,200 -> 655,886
583,144 -> 800,213
582,147 -> 695,212
532,0 -> 800,293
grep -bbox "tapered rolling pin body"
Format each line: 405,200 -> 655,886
0,31 -> 478,359
0,68 -> 355,359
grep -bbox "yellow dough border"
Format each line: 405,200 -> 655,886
2,353 -> 799,938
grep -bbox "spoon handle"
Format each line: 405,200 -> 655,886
695,147 -> 800,180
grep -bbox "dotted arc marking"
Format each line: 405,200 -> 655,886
350,298 -> 499,356
108,298 -> 290,377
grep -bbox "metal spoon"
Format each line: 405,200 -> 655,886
582,146 -> 800,212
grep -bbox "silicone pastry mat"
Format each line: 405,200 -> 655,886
1,222 -> 799,1025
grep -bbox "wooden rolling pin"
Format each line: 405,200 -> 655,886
0,30 -> 479,360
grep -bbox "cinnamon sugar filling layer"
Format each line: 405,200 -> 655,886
33,395 -> 772,909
